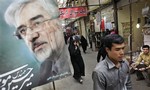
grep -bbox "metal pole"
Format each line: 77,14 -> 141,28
113,0 -> 119,34
129,0 -> 133,64
99,0 -> 102,34
99,0 -> 101,7
52,81 -> 56,90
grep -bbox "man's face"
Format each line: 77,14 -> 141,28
15,1 -> 64,62
106,43 -> 125,62
143,48 -> 149,54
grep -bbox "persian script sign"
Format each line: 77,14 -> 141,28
0,64 -> 34,90
59,6 -> 87,19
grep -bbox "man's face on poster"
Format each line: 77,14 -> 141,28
15,1 -> 64,62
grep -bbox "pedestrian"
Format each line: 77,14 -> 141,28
97,37 -> 107,62
64,32 -> 68,44
131,45 -> 150,87
68,36 -> 85,84
105,28 -> 110,36
110,29 -> 116,34
80,35 -> 88,53
92,34 -> 132,90
4,0 -> 71,86
89,32 -> 93,48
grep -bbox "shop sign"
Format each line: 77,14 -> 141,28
121,22 -> 134,43
59,7 -> 87,19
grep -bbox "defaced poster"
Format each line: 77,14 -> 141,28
0,0 -> 71,89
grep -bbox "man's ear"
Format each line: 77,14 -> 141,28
105,47 -> 110,53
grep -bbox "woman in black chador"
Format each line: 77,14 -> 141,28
68,36 -> 85,84
80,35 -> 88,53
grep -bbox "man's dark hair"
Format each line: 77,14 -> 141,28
142,45 -> 150,49
104,34 -> 124,50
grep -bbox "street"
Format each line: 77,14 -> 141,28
34,48 -> 150,90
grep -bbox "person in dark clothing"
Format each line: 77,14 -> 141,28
105,28 -> 110,36
80,35 -> 88,53
97,46 -> 107,62
63,32 -> 68,44
97,37 -> 107,62
68,36 -> 85,84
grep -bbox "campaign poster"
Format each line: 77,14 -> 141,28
0,0 -> 71,90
